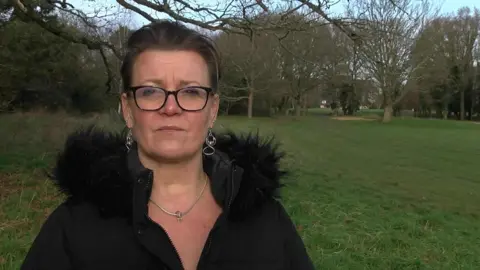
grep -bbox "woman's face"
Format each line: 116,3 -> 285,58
121,49 -> 219,162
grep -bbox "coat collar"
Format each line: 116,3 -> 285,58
50,125 -> 287,221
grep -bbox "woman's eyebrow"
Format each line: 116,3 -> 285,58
178,80 -> 202,86
138,79 -> 202,87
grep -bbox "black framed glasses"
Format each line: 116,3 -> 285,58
128,86 -> 214,112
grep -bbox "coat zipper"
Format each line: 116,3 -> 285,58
146,171 -> 185,270
197,160 -> 236,270
227,161 -> 236,209
146,213 -> 184,269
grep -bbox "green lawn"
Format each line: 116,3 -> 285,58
1,113 -> 480,269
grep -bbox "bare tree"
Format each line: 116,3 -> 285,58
411,17 -> 452,118
8,0 -> 439,119
411,8 -> 480,120
347,0 -> 435,122
217,29 -> 280,117
322,25 -> 373,111
452,7 -> 480,120
279,19 -> 333,116
473,19 -> 480,118
10,0 -> 310,48
6,0 -> 293,95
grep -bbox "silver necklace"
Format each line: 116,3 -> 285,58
149,173 -> 208,222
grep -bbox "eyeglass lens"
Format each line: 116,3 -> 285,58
135,87 -> 209,111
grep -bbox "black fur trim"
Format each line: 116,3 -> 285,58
51,126 -> 133,218
214,131 -> 287,221
49,125 -> 287,221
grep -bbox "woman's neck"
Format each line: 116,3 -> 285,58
138,150 -> 206,200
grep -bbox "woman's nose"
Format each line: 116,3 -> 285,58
161,92 -> 182,115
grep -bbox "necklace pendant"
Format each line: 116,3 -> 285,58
175,211 -> 183,222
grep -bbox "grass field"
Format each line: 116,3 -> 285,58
1,112 -> 480,269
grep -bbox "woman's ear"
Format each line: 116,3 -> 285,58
120,93 -> 134,128
209,94 -> 219,128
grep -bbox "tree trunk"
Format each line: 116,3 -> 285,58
443,101 -> 448,120
460,89 -> 465,120
295,97 -> 301,117
382,91 -> 393,123
302,95 -> 308,116
247,88 -> 254,118
470,85 -> 475,120
383,104 -> 393,123
225,102 -> 230,115
247,34 -> 256,119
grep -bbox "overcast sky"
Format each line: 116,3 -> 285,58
69,0 -> 479,27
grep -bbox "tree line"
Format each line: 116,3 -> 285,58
1,0 -> 479,122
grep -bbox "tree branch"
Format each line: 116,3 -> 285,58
297,0 -> 360,40
99,47 -> 114,93
116,0 -> 157,22
12,0 -> 121,58
12,0 -> 121,93
131,0 -> 235,31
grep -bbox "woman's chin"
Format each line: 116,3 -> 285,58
151,144 -> 197,162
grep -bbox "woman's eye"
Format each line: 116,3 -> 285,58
139,88 -> 159,96
187,90 -> 200,95
183,88 -> 204,96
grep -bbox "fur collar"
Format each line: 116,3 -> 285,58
50,125 -> 286,221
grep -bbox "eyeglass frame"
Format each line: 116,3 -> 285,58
126,85 -> 215,112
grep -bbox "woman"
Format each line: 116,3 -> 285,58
21,20 -> 314,270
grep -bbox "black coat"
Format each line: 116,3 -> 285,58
21,126 -> 315,270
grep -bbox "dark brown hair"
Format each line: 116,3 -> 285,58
120,20 -> 221,92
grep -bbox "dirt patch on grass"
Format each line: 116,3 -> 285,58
331,116 -> 377,121
0,173 -> 24,199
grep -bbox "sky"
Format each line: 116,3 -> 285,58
70,0 -> 479,27
439,0 -> 478,14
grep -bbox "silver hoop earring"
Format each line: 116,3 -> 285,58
202,128 -> 216,156
126,129 -> 133,152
